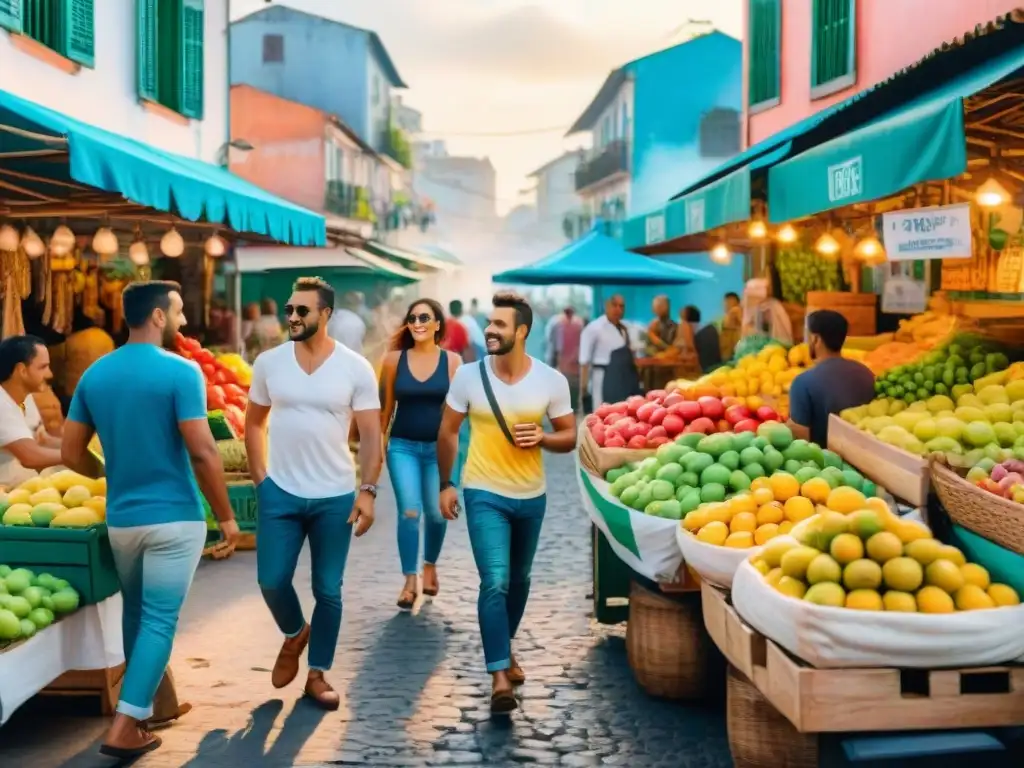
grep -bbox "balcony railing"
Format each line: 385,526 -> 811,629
324,181 -> 374,221
575,140 -> 630,192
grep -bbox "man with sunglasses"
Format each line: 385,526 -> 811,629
245,277 -> 382,711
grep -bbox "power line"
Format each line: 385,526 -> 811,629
413,125 -> 570,138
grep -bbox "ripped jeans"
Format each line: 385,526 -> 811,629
386,437 -> 448,575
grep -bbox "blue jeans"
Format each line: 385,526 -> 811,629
107,521 -> 206,720
386,437 -> 447,575
256,478 -> 354,671
463,489 -> 546,672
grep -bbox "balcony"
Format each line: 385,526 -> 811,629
575,140 -> 630,192
324,181 -> 374,222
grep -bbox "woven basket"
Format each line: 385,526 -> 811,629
726,665 -> 818,768
930,455 -> 1024,555
626,581 -> 710,700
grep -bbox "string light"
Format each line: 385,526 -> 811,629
748,220 -> 767,240
976,177 -> 1009,207
777,224 -> 798,243
814,232 -> 840,256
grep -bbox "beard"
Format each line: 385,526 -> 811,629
486,333 -> 515,356
290,320 -> 319,342
161,325 -> 178,349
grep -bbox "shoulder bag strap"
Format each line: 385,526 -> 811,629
478,360 -> 516,446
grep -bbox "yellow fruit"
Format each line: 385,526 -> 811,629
62,485 -> 92,507
904,538 -> 944,566
751,558 -> 770,575
847,509 -> 884,540
683,511 -> 707,531
846,589 -> 884,611
752,487 -> 775,506
954,584 -> 996,611
865,532 -> 903,563
843,559 -> 883,590
806,553 -> 842,585
776,576 -> 807,599
29,487 -> 62,506
754,523 -> 779,545
925,559 -> 965,594
804,582 -> 846,607
801,478 -> 832,505
730,494 -> 757,515
917,586 -> 955,614
778,521 -> 794,534
882,591 -> 918,612
826,487 -> 867,514
6,488 -> 31,505
761,536 -> 799,568
937,545 -> 966,567
704,503 -> 733,524
725,531 -> 754,549
783,495 -> 815,522
89,477 -> 107,497
17,476 -> 44,493
893,519 -> 931,544
750,476 -> 772,493
756,501 -> 784,525
50,506 -> 102,528
769,473 -> 800,501
960,563 -> 991,590
82,497 -> 106,519
697,521 -> 729,546
764,567 -> 784,588
781,546 -> 820,580
987,584 -> 1021,606
881,557 -> 924,592
829,533 -> 864,565
864,497 -> 891,515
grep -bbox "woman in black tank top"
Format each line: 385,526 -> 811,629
379,299 -> 462,610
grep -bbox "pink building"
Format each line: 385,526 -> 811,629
743,0 -> 1022,146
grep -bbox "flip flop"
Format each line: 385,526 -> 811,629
99,733 -> 162,759
397,589 -> 416,610
490,689 -> 518,715
145,702 -> 192,730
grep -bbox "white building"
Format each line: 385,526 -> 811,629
526,150 -> 586,240
0,0 -> 228,165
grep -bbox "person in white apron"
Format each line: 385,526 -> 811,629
579,295 -> 642,410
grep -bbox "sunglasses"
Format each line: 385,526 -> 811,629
284,304 -> 313,318
407,313 -> 435,325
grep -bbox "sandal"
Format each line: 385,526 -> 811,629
303,676 -> 341,711
99,729 -> 162,759
145,702 -> 192,730
423,566 -> 439,597
490,687 -> 518,714
397,587 -> 416,610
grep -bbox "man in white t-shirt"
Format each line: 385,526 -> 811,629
327,291 -> 368,354
245,277 -> 382,711
0,335 -> 63,488
437,291 -> 576,714
579,294 -> 638,409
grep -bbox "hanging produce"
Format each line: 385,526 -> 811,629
98,257 -> 137,334
775,245 -> 841,304
0,240 -> 31,338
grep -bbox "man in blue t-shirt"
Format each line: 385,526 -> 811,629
788,309 -> 876,448
61,281 -> 237,761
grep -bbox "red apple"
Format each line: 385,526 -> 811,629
663,392 -> 685,408
688,417 -> 715,434
647,436 -> 671,448
646,389 -> 667,402
734,418 -> 759,433
605,434 -> 626,448
636,402 -> 659,423
632,421 -> 652,437
662,414 -> 685,436
647,425 -> 668,440
756,405 -> 780,422
649,407 -> 668,426
678,401 -> 703,422
625,395 -> 646,416
724,404 -> 751,426
698,396 -> 725,420
627,435 -> 649,449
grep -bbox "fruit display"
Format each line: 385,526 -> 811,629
704,343 -> 808,411
966,458 -> 1024,503
0,471 -> 106,528
604,422 -> 876,520
775,246 -> 841,304
871,334 -> 1010,403
892,311 -> 961,347
216,353 -> 252,387
749,505 -> 1020,613
173,332 -> 249,437
218,439 -> 248,473
587,389 -> 783,450
0,564 -> 81,645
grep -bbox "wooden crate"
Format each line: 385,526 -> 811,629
827,415 -> 929,506
42,662 -> 125,716
701,582 -> 1024,733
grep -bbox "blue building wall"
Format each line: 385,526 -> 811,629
230,7 -> 371,143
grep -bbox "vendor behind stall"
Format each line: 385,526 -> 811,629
580,294 -> 642,410
787,310 -> 875,447
0,335 -> 63,488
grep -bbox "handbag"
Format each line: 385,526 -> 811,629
478,360 -> 516,446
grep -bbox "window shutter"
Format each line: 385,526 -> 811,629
0,0 -> 22,33
136,0 -> 159,102
61,0 -> 95,68
748,0 -> 780,107
179,0 -> 204,119
812,0 -> 854,88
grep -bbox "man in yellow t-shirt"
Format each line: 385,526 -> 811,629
438,291 -> 577,715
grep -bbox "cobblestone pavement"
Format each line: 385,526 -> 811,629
0,453 -> 731,767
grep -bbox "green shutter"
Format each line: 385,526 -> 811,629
179,0 -> 204,119
0,0 -> 22,33
812,0 -> 855,88
137,0 -> 159,102
748,0 -> 780,107
61,0 -> 94,68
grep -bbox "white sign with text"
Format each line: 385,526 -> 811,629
882,203 -> 973,261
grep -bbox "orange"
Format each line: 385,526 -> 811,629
801,477 -> 831,505
752,487 -> 775,506
703,503 -> 732,525
754,523 -> 780,545
769,472 -> 800,501
729,494 -> 757,515
757,501 -> 785,525
864,497 -> 890,515
783,496 -> 815,523
750,477 -> 772,493
730,511 -> 758,534
777,520 -> 794,534
825,486 -> 867,514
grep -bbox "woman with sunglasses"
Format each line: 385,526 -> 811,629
379,299 -> 461,609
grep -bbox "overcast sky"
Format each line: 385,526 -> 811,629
232,0 -> 743,214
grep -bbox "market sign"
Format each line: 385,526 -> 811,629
828,156 -> 862,203
644,211 -> 666,245
881,202 -> 973,261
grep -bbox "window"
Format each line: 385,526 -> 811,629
262,33 -> 283,63
748,0 -> 780,109
620,102 -> 629,141
137,0 -> 204,119
699,109 -> 741,158
372,75 -> 380,106
0,0 -> 95,68
811,0 -> 855,97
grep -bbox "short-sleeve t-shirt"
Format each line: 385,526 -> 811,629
446,357 -> 572,499
0,388 -> 43,488
443,320 -> 469,355
249,341 -> 379,499
789,357 -> 876,447
68,345 -> 208,528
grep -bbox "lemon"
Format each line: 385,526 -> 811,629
725,531 -> 754,549
960,563 -> 991,590
882,591 -> 918,612
697,521 -> 729,546
881,557 -> 924,592
730,494 -> 757,515
783,495 -> 815,522
847,509 -> 884,540
704,503 -> 733,525
730,512 -> 757,534
756,502 -> 784,525
843,559 -> 883,590
845,589 -> 884,611
806,554 -> 842,585
925,559 -> 965,593
954,584 -> 996,611
804,582 -> 846,607
781,546 -> 821,581
764,567 -> 784,588
801,477 -> 831,504
769,473 -> 800,502
778,520 -> 794,534
987,584 -> 1021,606
904,538 -> 944,566
936,545 -> 966,567
893,519 -> 931,544
829,533 -> 864,565
825,486 -> 866,514
754,523 -> 779,546
916,585 -> 955,613
751,558 -> 770,575
683,511 -> 707,531
761,536 -> 799,568
776,576 -> 807,599
865,532 -> 903,564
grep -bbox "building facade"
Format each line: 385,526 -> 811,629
0,0 -> 228,164
526,150 -> 586,240
744,0 -> 1021,145
229,5 -> 406,155
415,155 -> 497,233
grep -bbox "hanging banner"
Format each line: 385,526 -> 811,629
882,203 -> 973,261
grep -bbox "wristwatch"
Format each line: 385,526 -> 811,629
440,480 -> 457,491
359,483 -> 378,498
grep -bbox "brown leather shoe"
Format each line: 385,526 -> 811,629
507,654 -> 525,686
271,624 -> 310,689
303,674 -> 340,711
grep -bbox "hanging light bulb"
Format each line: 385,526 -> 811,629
777,224 -> 798,243
92,226 -> 119,256
160,227 -> 185,258
814,232 -> 840,256
976,177 -> 1010,208
129,239 -> 150,266
204,233 -> 226,257
20,227 -> 45,259
747,220 -> 768,240
710,243 -> 731,264
0,224 -> 20,252
50,224 -> 75,256
854,235 -> 885,261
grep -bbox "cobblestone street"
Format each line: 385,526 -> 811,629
0,454 -> 731,767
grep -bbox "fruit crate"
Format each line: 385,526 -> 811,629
0,525 -> 120,606
828,414 -> 929,506
702,582 -> 1024,733
202,481 -> 258,533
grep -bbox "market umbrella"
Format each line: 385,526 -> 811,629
493,228 -> 713,286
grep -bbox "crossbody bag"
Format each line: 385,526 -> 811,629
478,359 -> 516,446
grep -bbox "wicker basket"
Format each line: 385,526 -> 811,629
726,665 -> 818,768
626,581 -> 710,700
930,455 -> 1024,555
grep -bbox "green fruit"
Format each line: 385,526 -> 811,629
0,608 -> 19,640
762,448 -> 784,473
5,595 -> 31,619
739,446 -> 765,466
657,499 -> 683,520
729,470 -> 752,492
719,450 -> 740,471
757,422 -> 794,450
650,479 -> 675,502
820,466 -> 845,489
655,463 -> 684,484
697,434 -> 734,458
51,588 -> 80,615
683,452 -> 715,475
700,463 -> 732,487
821,450 -> 843,469
963,421 -> 997,448
619,487 -> 640,508
3,569 -> 32,595
20,586 -> 44,609
731,431 -> 755,451
679,471 -> 699,488
676,433 -> 704,449
679,491 -> 702,515
655,442 -> 688,465
840,468 -> 864,490
743,463 -> 766,480
783,459 -> 803,474
19,618 -> 35,639
28,607 -> 54,629
700,483 -> 726,503
636,486 -> 654,510
675,484 -> 696,502
794,467 -> 818,485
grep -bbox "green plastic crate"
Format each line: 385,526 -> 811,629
592,525 -> 632,625
0,524 -> 120,605
203,481 -> 258,532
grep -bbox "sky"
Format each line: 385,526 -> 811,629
232,0 -> 744,215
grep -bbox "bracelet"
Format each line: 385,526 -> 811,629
440,480 -> 457,491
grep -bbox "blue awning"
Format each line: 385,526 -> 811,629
0,88 -> 325,246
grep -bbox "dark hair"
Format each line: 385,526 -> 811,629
123,281 -> 181,329
390,298 -> 447,351
260,297 -> 277,315
449,299 -> 463,317
807,309 -> 848,352
293,276 -> 335,313
725,292 -> 740,303
0,335 -> 45,382
682,305 -> 701,323
493,290 -> 533,336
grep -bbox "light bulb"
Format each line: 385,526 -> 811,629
748,220 -> 767,240
976,177 -> 1009,208
204,233 -> 226,257
710,243 -> 731,264
160,227 -> 185,258
92,227 -> 119,256
0,224 -> 19,252
50,224 -> 75,256
20,228 -> 45,259
777,224 -> 798,243
129,240 -> 150,266
855,236 -> 884,260
815,232 -> 840,256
